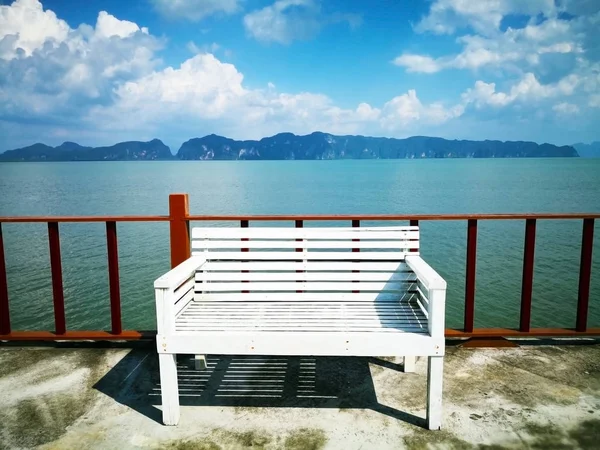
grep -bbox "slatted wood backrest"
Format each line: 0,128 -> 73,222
191,226 -> 419,302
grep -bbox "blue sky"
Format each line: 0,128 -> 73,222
1,0 -> 599,151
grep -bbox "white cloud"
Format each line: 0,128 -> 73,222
395,17 -> 583,74
244,0 -> 321,44
380,90 -> 463,130
243,0 -> 359,44
151,0 -> 240,21
187,41 -> 220,54
0,0 -> 69,59
0,0 -> 162,126
95,11 -> 148,38
552,102 -> 579,115
415,0 -> 557,36
392,54 -> 442,74
393,0 -> 599,137
461,73 -> 580,109
87,53 -> 462,140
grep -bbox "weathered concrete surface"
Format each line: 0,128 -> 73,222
0,343 -> 599,449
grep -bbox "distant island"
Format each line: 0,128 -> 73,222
0,132 -> 582,161
572,142 -> 600,158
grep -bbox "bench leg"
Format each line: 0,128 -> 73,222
403,356 -> 416,372
195,354 -> 207,370
426,356 -> 444,430
159,353 -> 180,426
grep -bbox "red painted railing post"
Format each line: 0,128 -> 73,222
296,220 -> 303,293
48,222 -> 66,335
520,219 -> 536,332
106,221 -> 122,335
464,219 -> 478,332
295,219 -> 303,252
576,218 -> 595,332
241,220 -> 249,293
352,219 -> 360,252
352,220 -> 360,293
410,219 -> 419,253
169,194 -> 191,268
0,224 -> 10,335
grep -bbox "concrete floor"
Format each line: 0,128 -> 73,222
0,342 -> 599,449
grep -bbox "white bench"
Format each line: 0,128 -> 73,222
154,226 -> 447,429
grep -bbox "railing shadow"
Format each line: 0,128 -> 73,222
93,350 -> 424,427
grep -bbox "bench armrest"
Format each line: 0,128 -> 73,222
154,256 -> 207,290
405,255 -> 446,338
405,255 -> 447,291
155,256 -> 207,336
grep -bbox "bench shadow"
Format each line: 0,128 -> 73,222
93,350 -> 424,427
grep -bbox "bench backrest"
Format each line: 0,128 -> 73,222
191,226 -> 419,302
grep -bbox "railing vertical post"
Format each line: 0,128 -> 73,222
520,219 -> 536,332
576,218 -> 595,332
169,193 -> 191,269
241,219 -> 249,251
464,219 -> 478,333
295,219 -> 303,252
296,220 -> 303,293
106,221 -> 122,335
352,220 -> 360,252
0,224 -> 10,335
410,219 -> 419,253
241,220 -> 249,293
352,220 -> 360,293
48,222 -> 66,335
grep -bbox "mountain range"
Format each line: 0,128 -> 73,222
0,139 -> 171,161
0,132 -> 583,161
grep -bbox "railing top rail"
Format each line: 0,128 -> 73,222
188,213 -> 600,221
0,216 -> 170,223
1,213 -> 599,223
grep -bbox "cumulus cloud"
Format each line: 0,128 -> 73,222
0,0 -> 69,59
461,73 -> 579,108
392,0 -> 599,138
87,53 -> 456,139
380,91 -> 463,130
187,41 -> 220,54
414,0 -> 557,36
552,102 -> 579,115
0,0 -> 161,127
95,11 -> 148,38
243,0 -> 359,44
395,16 -> 584,74
151,0 -> 241,21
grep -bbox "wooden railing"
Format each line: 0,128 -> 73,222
0,193 -> 598,341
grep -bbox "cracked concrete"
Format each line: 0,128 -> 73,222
0,343 -> 598,449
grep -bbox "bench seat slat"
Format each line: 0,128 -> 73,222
175,300 -> 427,333
198,293 -> 414,301
185,300 -> 414,307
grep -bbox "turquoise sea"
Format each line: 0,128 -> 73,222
0,158 -> 599,331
